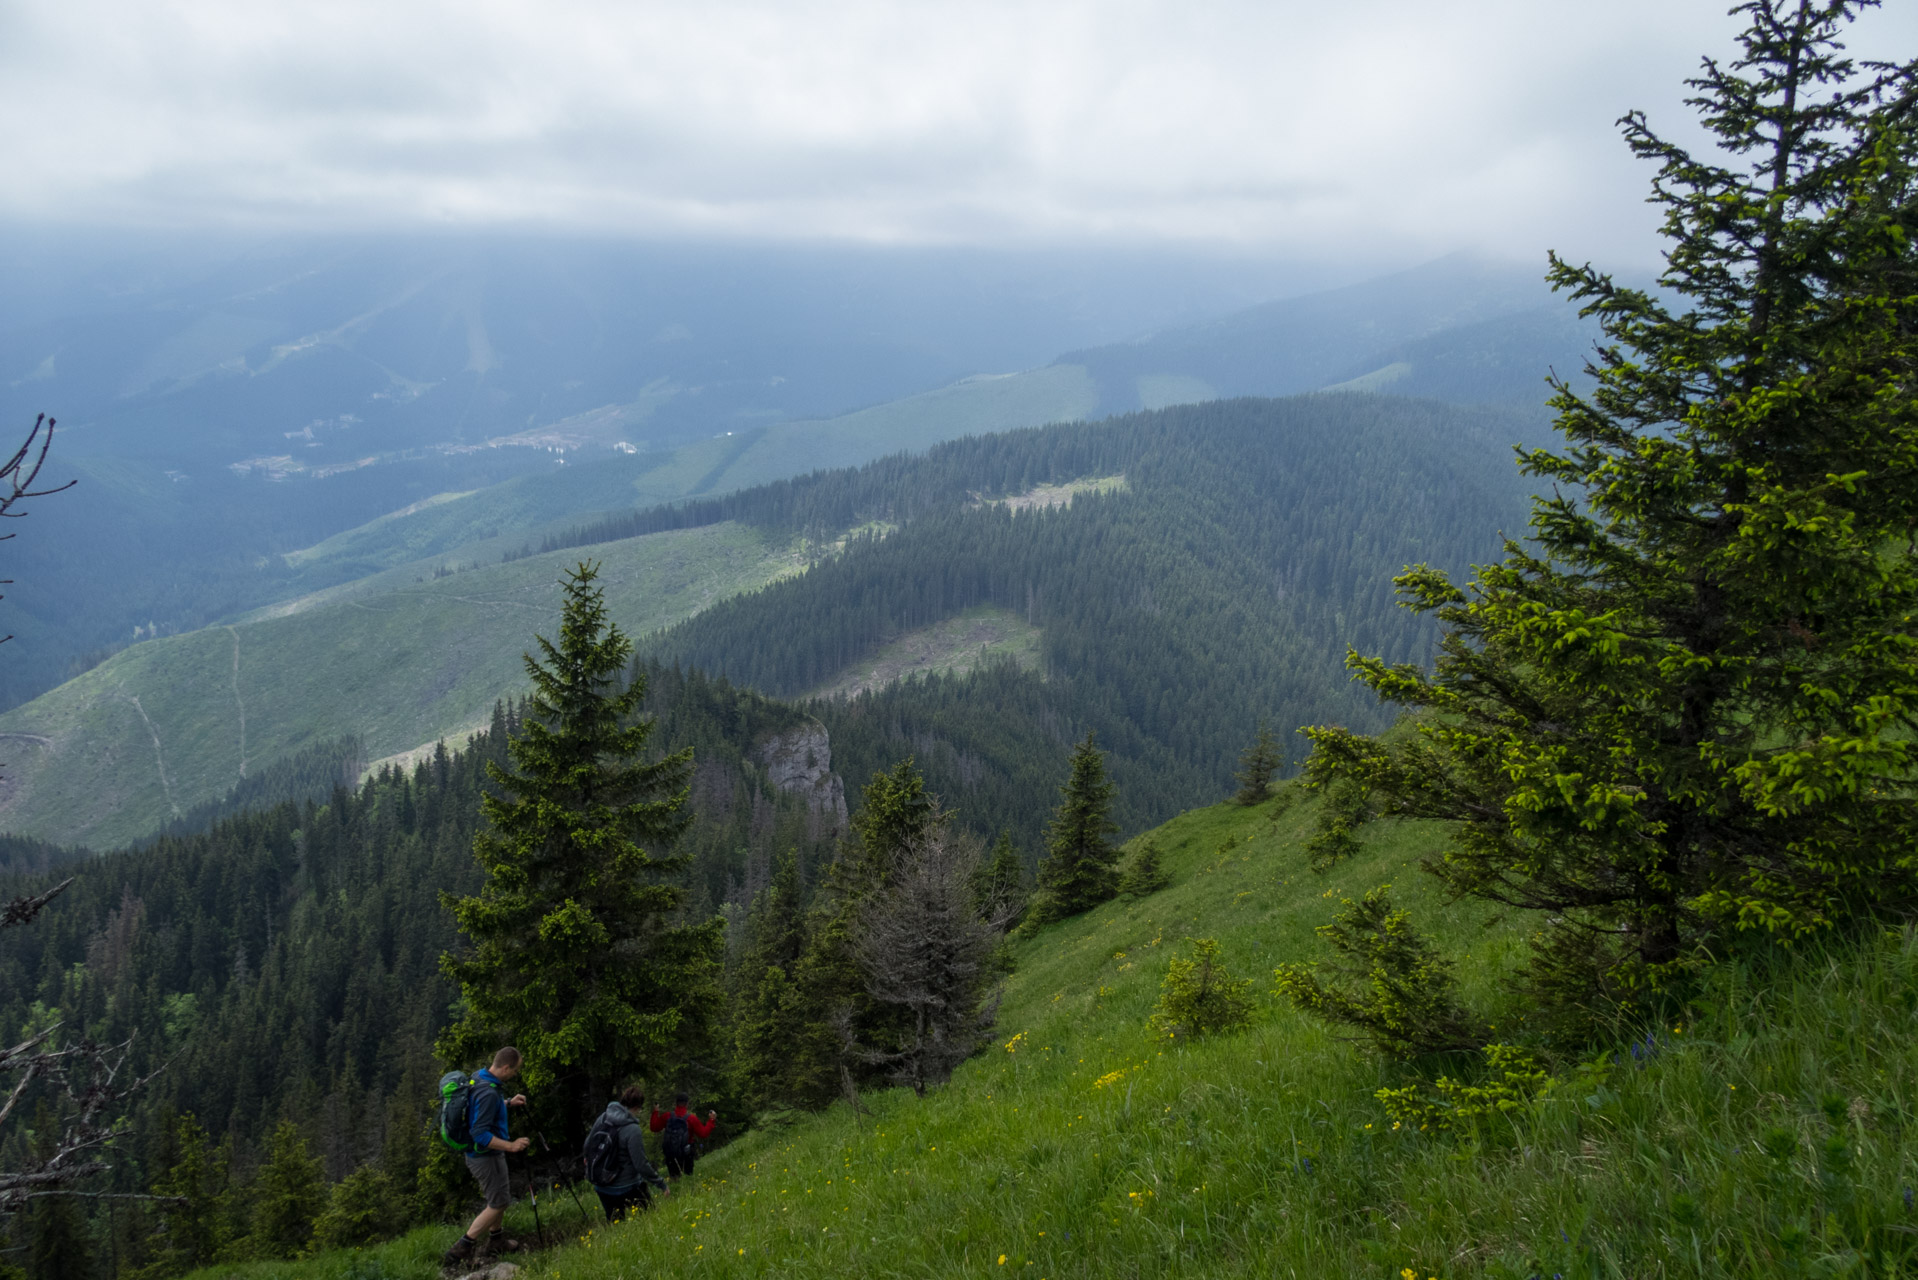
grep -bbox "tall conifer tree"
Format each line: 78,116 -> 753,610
1027,734 -> 1121,926
1299,1 -> 1918,1028
439,563 -> 721,1125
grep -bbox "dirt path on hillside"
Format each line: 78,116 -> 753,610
117,689 -> 182,819
227,626 -> 248,779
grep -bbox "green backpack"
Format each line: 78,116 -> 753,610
437,1071 -> 484,1152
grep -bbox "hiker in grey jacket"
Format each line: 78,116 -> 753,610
584,1085 -> 670,1221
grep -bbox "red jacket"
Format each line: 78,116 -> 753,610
650,1105 -> 715,1139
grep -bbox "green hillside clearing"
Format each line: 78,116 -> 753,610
183,782 -> 1918,1279
0,522 -> 802,849
979,474 -> 1129,513
806,606 -> 1041,700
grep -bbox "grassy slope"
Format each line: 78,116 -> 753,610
0,522 -> 799,849
805,605 -> 1042,699
187,787 -> 1918,1280
279,366 -> 1098,587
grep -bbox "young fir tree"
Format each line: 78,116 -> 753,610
440,562 -> 722,1123
248,1120 -> 323,1259
1232,720 -> 1283,805
969,831 -> 1029,926
24,1193 -> 88,1280
1294,2 -> 1918,1035
141,1114 -> 233,1274
312,1165 -> 402,1251
1149,938 -> 1254,1041
731,850 -> 813,1112
1117,836 -> 1171,900
1026,734 -> 1121,927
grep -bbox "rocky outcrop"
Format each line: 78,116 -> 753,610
752,718 -> 848,839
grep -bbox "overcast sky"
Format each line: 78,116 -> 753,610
3,1 -> 1913,268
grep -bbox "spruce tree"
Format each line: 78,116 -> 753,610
969,831 -> 1029,925
1299,2 -> 1918,1031
1232,720 -> 1283,805
439,562 -> 722,1124
839,757 -> 939,894
852,826 -> 1004,1094
312,1165 -> 401,1251
731,850 -> 813,1111
1118,836 -> 1171,900
248,1120 -> 322,1259
24,1193 -> 88,1280
144,1114 -> 232,1272
1026,734 -> 1121,927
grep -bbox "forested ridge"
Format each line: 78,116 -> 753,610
653,394 -> 1539,835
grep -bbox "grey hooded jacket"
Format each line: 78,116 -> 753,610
590,1101 -> 668,1195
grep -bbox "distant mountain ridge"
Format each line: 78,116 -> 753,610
1056,253 -> 1596,415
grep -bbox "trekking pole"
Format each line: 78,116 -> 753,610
522,1150 -> 547,1250
534,1126 -> 591,1225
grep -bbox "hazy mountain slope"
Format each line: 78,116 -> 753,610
1058,253 -> 1594,414
1319,302 -> 1600,404
274,365 -> 1099,584
0,521 -> 803,848
0,236 -> 1290,471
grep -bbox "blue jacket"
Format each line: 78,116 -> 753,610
468,1069 -> 511,1150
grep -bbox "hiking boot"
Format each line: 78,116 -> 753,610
484,1232 -> 525,1255
441,1234 -> 478,1270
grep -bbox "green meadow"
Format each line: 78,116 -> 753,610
181,785 -> 1918,1279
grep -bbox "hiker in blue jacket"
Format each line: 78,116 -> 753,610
582,1084 -> 671,1221
442,1047 -> 530,1269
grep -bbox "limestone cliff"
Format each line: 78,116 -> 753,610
751,718 -> 848,839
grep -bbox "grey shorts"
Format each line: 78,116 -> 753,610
464,1150 -> 513,1210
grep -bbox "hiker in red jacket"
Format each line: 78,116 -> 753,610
649,1092 -> 716,1182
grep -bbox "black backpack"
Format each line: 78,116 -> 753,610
582,1117 -> 627,1185
437,1072 -> 482,1153
663,1112 -> 691,1159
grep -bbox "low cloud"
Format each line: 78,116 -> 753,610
4,0 -> 1911,266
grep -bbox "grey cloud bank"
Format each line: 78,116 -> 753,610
3,0 -> 1913,265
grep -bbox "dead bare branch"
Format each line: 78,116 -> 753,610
1,878 -> 71,930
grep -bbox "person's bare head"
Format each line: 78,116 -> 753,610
619,1083 -> 644,1109
490,1046 -> 522,1080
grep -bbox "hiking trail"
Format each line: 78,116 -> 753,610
119,690 -> 182,819
226,625 -> 248,780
